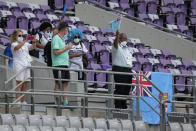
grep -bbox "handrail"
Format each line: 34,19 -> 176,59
82,0 -> 196,42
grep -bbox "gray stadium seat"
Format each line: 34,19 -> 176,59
81,117 -> 95,129
181,123 -> 194,131
55,116 -> 69,127
68,117 -> 81,128
94,118 -> 107,129
78,128 -> 91,131
107,119 -> 121,130
12,125 -> 26,131
14,114 -> 28,126
92,129 -> 105,131
28,115 -> 42,126
39,126 -> 53,131
41,115 -> 55,127
120,120 -> 133,131
169,122 -> 182,131
65,128 -> 78,131
119,130 -> 129,131
0,114 -> 15,125
53,127 -> 66,131
0,125 -> 12,131
106,130 -> 117,131
25,126 -> 40,131
134,121 -> 146,131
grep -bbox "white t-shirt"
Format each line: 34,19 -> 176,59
69,43 -> 88,69
11,42 -> 32,66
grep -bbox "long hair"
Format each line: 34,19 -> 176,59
10,29 -> 22,43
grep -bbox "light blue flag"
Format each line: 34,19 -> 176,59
62,4 -> 67,17
132,71 -> 173,124
107,17 -> 121,32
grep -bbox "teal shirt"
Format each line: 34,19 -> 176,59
51,34 -> 69,66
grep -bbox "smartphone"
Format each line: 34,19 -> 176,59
27,35 -> 34,41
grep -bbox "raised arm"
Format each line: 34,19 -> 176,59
13,40 -> 26,51
114,30 -> 120,49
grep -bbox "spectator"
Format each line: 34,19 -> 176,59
4,43 -> 13,68
51,22 -> 72,106
112,30 -> 133,109
11,29 -> 36,104
35,22 -> 53,61
68,28 -> 88,79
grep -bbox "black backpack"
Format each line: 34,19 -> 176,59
43,41 -> 52,66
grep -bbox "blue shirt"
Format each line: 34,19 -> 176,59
4,45 -> 13,68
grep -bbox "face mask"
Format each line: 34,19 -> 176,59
74,38 -> 80,43
45,31 -> 51,38
17,37 -> 24,43
121,41 -> 127,47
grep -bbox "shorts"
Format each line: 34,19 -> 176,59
53,66 -> 70,83
13,62 -> 30,82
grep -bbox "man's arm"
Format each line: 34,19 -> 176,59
114,30 -> 120,49
54,45 -> 72,55
69,53 -> 81,59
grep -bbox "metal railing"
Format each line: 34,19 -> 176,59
80,0 -> 196,42
0,66 -> 166,131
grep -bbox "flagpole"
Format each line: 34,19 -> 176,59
118,14 -> 123,30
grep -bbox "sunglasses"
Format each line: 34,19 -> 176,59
75,36 -> 80,38
18,35 -> 23,37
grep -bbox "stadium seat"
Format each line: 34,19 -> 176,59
55,116 -> 69,127
81,117 -> 95,129
134,121 -> 146,131
12,125 -> 26,131
92,129 -> 105,131
26,126 -> 40,131
120,120 -> 133,131
28,115 -> 42,126
65,128 -> 78,131
41,115 -> 55,127
169,122 -> 182,131
39,126 -> 53,131
68,117 -> 82,128
78,128 -> 91,131
0,114 -> 15,125
94,118 -> 107,129
180,123 -> 194,131
107,119 -> 122,130
0,125 -> 12,131
14,114 -> 28,126
52,127 -> 66,131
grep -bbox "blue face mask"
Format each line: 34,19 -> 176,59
17,37 -> 24,42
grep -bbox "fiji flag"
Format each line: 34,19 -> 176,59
107,17 -> 121,32
132,71 -> 173,124
62,3 -> 67,18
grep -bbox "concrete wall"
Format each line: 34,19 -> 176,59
75,4 -> 196,61
0,0 -> 48,5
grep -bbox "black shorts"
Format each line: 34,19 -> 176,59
53,66 -> 70,83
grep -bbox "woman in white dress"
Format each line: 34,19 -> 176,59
11,29 -> 36,104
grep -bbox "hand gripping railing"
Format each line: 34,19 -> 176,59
80,0 -> 196,42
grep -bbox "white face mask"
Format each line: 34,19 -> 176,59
74,38 -> 80,43
45,31 -> 51,38
17,37 -> 24,43
120,41 -> 127,47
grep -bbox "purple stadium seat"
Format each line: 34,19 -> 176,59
133,61 -> 142,71
4,29 -> 15,36
189,18 -> 196,25
31,21 -> 41,30
182,60 -> 196,70
137,2 -> 147,14
97,36 -> 111,45
147,2 -> 158,14
0,1 -> 9,10
119,0 -> 130,10
137,57 -> 153,71
36,14 -> 50,23
138,14 -> 152,22
33,8 -> 44,14
0,38 -> 10,45
181,70 -> 193,93
15,13 -> 28,30
163,0 -> 176,8
191,0 -> 196,9
54,0 -> 64,9
124,7 -> 135,16
18,3 -> 32,12
176,12 -> 186,25
156,68 -> 170,73
140,49 -> 154,58
159,59 -> 175,68
40,5 -> 51,12
77,25 -> 92,35
10,6 -> 21,13
65,0 -> 75,10
100,27 -> 114,37
162,50 -> 176,60
100,50 -> 110,64
101,64 -> 112,71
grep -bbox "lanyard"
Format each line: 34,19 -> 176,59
58,33 -> 64,41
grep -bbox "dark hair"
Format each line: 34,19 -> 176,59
39,22 -> 52,31
58,22 -> 69,31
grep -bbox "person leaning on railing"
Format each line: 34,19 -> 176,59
51,22 -> 72,106
11,29 -> 36,104
112,30 -> 133,109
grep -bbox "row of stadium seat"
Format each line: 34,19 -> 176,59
169,122 -> 196,131
0,114 -> 146,131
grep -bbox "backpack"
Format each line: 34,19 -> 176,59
43,41 -> 52,66
79,42 -> 88,68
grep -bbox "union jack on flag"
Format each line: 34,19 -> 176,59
132,70 -> 152,97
